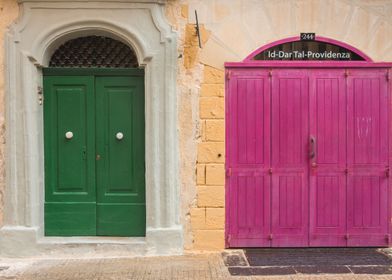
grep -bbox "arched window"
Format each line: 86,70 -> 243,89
49,36 -> 139,68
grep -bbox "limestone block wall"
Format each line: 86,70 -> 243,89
192,65 -> 226,250
176,0 -> 392,250
0,0 -> 18,226
166,1 -> 228,250
0,0 -> 392,253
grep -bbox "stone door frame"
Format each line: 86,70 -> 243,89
0,0 -> 182,256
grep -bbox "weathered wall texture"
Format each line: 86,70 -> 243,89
0,0 -> 18,226
190,0 -> 392,70
172,0 -> 392,250
1,0 -> 392,252
166,0 -> 217,250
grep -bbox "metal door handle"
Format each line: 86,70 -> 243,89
65,131 -> 73,139
116,132 -> 124,140
310,135 -> 316,159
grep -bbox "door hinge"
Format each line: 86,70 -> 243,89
387,70 -> 391,82
268,234 -> 273,240
268,69 -> 272,77
37,86 -> 43,105
344,69 -> 350,78
226,168 -> 232,177
344,234 -> 350,240
226,234 -> 231,244
386,167 -> 390,178
385,234 -> 390,243
226,71 -> 231,80
268,168 -> 273,175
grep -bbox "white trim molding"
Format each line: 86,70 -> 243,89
0,0 -> 182,257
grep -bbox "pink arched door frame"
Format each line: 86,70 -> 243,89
243,36 -> 373,62
225,36 -> 392,68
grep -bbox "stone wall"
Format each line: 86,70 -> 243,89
166,1 -> 227,250
192,65 -> 225,250
0,0 -> 18,226
179,0 -> 392,250
0,0 -> 392,252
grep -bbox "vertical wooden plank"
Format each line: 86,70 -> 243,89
271,69 -> 309,247
388,68 -> 392,246
226,69 -> 271,247
309,70 -> 346,246
347,69 -> 389,246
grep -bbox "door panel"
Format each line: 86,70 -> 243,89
228,175 -> 270,247
44,76 -> 96,236
226,70 -> 271,247
309,70 -> 347,246
96,76 -> 145,236
44,73 -> 146,237
271,70 -> 309,246
225,68 -> 390,248
347,70 -> 389,246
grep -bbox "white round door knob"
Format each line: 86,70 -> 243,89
116,132 -> 124,140
65,131 -> 73,139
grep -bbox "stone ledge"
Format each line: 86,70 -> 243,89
0,226 -> 183,257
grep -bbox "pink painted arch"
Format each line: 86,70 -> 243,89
243,36 -> 373,62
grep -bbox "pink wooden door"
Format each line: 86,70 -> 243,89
226,67 -> 390,248
271,70 -> 309,247
346,69 -> 389,246
309,70 -> 347,246
226,69 -> 271,247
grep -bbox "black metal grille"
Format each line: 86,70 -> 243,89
49,36 -> 138,68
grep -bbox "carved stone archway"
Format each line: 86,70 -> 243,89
0,0 -> 181,256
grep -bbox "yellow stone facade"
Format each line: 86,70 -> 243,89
176,0 -> 392,251
1,0 -> 392,252
192,65 -> 226,250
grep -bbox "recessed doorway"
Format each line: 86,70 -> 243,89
44,37 -> 145,236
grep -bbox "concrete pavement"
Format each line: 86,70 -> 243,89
1,252 -> 392,280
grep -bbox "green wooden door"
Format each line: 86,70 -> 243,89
96,76 -> 145,236
44,69 -> 145,236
